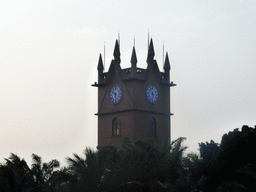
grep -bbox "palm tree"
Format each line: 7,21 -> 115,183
0,164 -> 18,192
169,137 -> 188,165
30,153 -> 60,191
4,153 -> 35,191
104,137 -> 190,192
46,167 -> 75,192
103,138 -> 167,191
3,153 -> 60,192
66,147 -> 106,191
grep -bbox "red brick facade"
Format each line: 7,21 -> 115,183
92,39 -> 176,148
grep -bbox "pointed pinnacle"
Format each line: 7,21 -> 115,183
147,38 -> 155,62
97,54 -> 104,71
164,52 -> 170,70
131,46 -> 137,66
113,40 -> 120,62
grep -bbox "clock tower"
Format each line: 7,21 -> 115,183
92,38 -> 176,148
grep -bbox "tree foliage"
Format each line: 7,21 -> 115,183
1,125 -> 256,192
194,125 -> 256,192
0,153 -> 60,192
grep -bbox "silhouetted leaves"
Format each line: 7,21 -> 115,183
194,125 -> 256,192
66,147 -> 107,191
0,153 -> 60,192
1,125 -> 256,192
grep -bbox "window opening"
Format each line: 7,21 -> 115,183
150,117 -> 156,138
112,117 -> 120,136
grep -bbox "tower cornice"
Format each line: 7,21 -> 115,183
95,109 -> 174,116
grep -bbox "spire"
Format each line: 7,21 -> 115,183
97,54 -> 104,71
164,52 -> 170,71
131,46 -> 137,68
113,40 -> 121,63
148,29 -> 150,48
118,30 -> 120,45
147,38 -> 155,63
97,54 -> 104,83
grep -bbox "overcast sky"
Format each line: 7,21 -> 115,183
1,0 -> 255,166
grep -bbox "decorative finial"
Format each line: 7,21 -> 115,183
97,54 -> 104,71
164,52 -> 170,70
148,29 -> 150,48
113,40 -> 121,63
131,46 -> 137,68
104,42 -> 106,71
163,41 -> 164,68
133,35 -> 135,47
147,38 -> 155,63
118,30 -> 120,46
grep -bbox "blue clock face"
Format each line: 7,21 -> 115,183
146,85 -> 159,104
109,85 -> 122,104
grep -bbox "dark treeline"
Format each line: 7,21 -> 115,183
1,125 -> 256,192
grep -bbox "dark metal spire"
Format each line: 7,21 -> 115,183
97,54 -> 104,83
147,38 -> 155,63
97,54 -> 104,71
113,40 -> 121,63
131,46 -> 137,68
164,52 -> 171,71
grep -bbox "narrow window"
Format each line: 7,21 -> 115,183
150,117 -> 156,138
112,117 -> 120,136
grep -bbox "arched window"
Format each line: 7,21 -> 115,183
150,117 -> 156,138
112,117 -> 120,136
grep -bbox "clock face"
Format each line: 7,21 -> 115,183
146,85 -> 159,104
109,85 -> 122,104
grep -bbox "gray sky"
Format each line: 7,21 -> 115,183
1,0 -> 255,166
